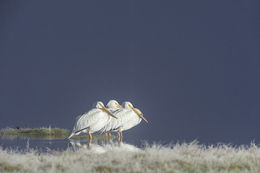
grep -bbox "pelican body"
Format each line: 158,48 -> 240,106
104,100 -> 122,137
103,101 -> 148,142
68,101 -> 117,144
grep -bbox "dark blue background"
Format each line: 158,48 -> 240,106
1,0 -> 260,144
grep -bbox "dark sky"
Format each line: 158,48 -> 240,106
0,0 -> 260,145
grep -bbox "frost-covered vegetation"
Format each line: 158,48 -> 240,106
0,141 -> 260,173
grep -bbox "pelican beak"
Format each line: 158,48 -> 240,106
128,104 -> 148,123
100,104 -> 118,119
115,102 -> 123,109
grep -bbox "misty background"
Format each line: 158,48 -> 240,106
0,0 -> 260,145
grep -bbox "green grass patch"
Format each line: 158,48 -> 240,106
0,127 -> 115,139
0,128 -> 70,139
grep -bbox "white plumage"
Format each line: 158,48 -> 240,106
68,101 -> 117,140
103,101 -> 148,142
103,100 -> 122,134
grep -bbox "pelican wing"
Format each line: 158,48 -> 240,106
114,109 -> 133,128
113,108 -> 144,132
99,108 -> 122,133
102,109 -> 132,132
72,109 -> 102,133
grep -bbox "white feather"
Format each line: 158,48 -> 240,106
69,101 -> 113,138
102,102 -> 143,133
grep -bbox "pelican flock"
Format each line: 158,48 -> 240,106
69,100 -> 148,144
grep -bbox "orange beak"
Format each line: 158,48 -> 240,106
128,104 -> 148,123
99,104 -> 118,119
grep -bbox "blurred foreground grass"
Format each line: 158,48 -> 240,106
0,142 -> 260,173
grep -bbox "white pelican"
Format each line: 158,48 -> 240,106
68,101 -> 118,144
104,100 -> 122,137
103,101 -> 148,142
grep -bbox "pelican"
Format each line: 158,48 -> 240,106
103,101 -> 148,142
104,100 -> 122,137
68,101 -> 118,144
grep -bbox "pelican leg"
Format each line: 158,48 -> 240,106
120,131 -> 123,142
108,132 -> 112,144
105,132 -> 108,144
88,132 -> 92,145
117,131 -> 121,143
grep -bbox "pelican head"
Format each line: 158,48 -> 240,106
107,100 -> 122,110
123,101 -> 148,123
96,101 -> 118,119
96,101 -> 105,109
123,101 -> 133,110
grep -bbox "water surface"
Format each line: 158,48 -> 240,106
0,136 -> 143,151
